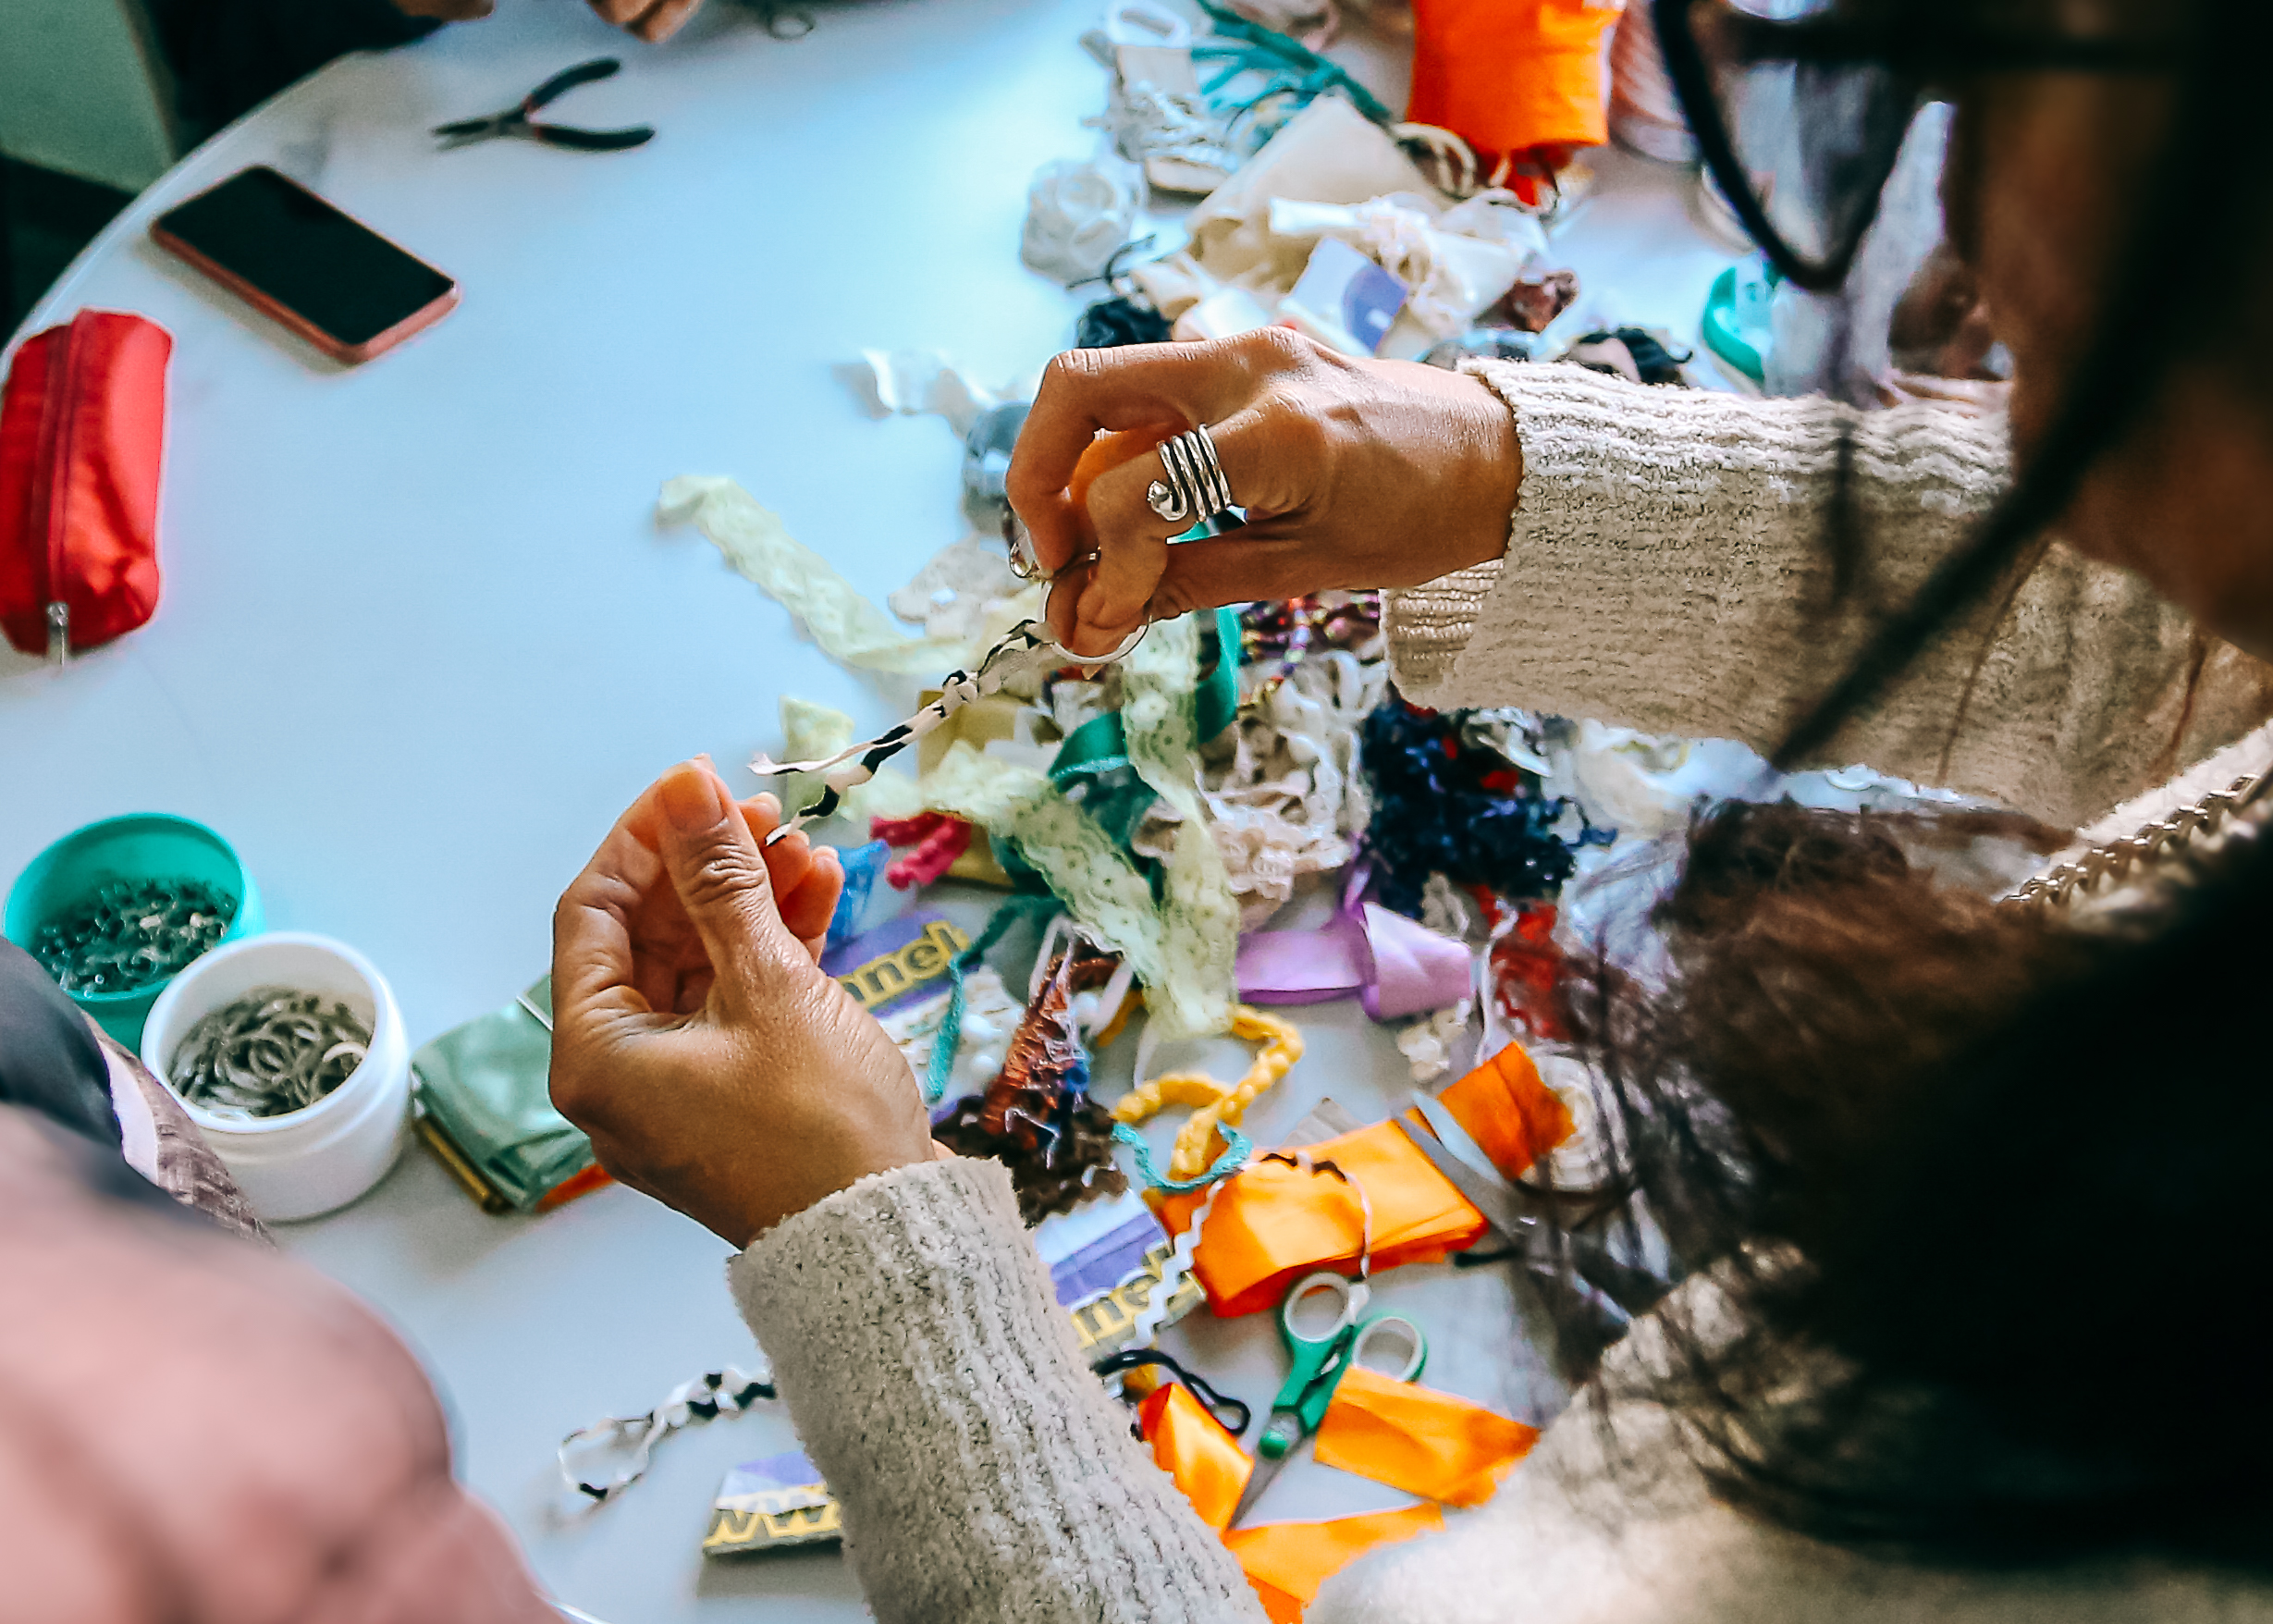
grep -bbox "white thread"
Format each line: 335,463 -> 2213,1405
749,620 -> 1145,838
559,1363 -> 773,1503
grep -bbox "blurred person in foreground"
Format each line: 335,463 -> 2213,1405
0,788 -> 836,1622
548,0 -> 2273,1619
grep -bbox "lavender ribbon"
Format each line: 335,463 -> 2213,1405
1235,866 -> 1472,1020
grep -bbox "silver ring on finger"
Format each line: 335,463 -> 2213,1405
1145,424 -> 1235,526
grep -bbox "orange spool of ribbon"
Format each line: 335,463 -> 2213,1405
1424,1040 -> 1575,1184
1224,1505 -> 1444,1622
1155,1120 -> 1488,1316
1406,0 -> 1627,203
1138,1383 -> 1448,1620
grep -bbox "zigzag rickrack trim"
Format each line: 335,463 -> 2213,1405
2005,766 -> 2270,909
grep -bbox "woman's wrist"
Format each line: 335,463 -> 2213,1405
1359,359 -> 1524,580
1445,365 -> 1526,572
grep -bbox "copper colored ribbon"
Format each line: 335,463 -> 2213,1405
1312,1364 -> 1538,1507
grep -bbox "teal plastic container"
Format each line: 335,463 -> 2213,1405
1701,258 -> 1780,388
4,814 -> 264,1045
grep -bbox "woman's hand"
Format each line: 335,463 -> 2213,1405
1006,326 -> 1523,658
549,760 -> 934,1249
395,0 -> 701,39
585,0 -> 705,40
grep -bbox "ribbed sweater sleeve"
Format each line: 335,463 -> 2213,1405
728,1156 -> 1267,1624
1385,363 -> 2273,830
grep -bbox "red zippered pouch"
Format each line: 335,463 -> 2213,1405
0,310 -> 172,661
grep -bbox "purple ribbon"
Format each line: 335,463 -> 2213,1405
1235,867 -> 1473,1020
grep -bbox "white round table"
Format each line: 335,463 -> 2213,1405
0,6 -> 1738,1617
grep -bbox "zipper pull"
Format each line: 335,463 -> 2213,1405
45,600 -> 69,666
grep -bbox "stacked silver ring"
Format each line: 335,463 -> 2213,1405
1145,424 -> 1235,526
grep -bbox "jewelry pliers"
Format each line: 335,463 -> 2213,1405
433,58 -> 655,152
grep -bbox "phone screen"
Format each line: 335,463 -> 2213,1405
154,167 -> 455,351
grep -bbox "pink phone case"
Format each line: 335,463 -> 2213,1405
152,178 -> 459,365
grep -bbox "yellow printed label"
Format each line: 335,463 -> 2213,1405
701,1241 -> 1198,1559
1070,1242 -> 1204,1359
703,1498 -> 844,1553
714,1483 -> 833,1518
835,919 -> 971,1011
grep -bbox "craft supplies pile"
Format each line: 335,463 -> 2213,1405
543,6 -> 2031,1609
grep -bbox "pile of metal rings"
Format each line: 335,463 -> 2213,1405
168,987 -> 372,1120
31,878 -> 235,995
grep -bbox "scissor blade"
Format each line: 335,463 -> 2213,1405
1395,1115 -> 1532,1242
1226,1448 -> 1289,1530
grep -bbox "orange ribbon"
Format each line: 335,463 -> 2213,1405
1223,1505 -> 1444,1622
1138,1383 -> 1444,1618
1137,1381 -> 1252,1532
1155,1120 -> 1488,1317
1313,1364 -> 1539,1508
1424,1040 -> 1574,1184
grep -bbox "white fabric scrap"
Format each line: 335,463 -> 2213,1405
1396,998 -> 1472,1083
659,475 -> 968,675
1021,155 -> 1142,286
1547,719 -> 1698,841
887,536 -> 1022,645
854,350 -> 1002,437
878,967 -> 1022,1103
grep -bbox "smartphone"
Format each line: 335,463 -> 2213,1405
152,166 -> 459,363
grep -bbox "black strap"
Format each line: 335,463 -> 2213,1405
1094,1348 -> 1252,1436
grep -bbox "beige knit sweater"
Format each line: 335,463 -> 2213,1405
729,366 -> 2273,1624
1395,363 -> 2273,830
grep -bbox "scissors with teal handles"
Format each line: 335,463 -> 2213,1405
1227,1271 -> 1428,1528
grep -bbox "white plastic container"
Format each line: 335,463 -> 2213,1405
141,931 -> 411,1222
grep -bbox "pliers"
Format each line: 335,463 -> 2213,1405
433,58 -> 655,152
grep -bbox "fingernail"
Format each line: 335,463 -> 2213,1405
659,760 -> 724,834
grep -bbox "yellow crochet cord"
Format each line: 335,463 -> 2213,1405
1113,1006 -> 1304,1181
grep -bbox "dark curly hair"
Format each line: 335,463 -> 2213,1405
1565,796 -> 2273,1570
1549,0 -> 2273,1573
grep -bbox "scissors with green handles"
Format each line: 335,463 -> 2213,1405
1227,1271 -> 1428,1528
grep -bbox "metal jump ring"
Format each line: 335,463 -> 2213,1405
1046,621 -> 1150,663
1005,513 -> 1101,585
1145,424 -> 1234,525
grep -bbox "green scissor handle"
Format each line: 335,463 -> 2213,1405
1259,1273 -> 1429,1459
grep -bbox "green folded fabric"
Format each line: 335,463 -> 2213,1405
410,977 -> 593,1212
1047,606 -> 1244,789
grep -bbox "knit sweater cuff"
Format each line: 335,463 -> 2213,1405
730,1156 -> 1265,1624
1385,560 -> 1505,699
1382,357 -> 1530,703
